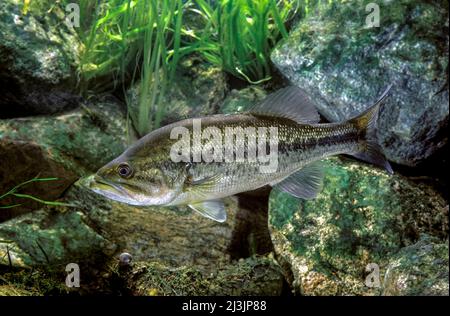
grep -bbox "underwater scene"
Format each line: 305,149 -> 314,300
0,0 -> 448,298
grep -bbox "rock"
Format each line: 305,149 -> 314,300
0,207 -> 111,268
383,235 -> 449,296
271,0 -> 449,166
122,255 -> 285,296
0,285 -> 35,296
0,265 -> 71,295
0,0 -> 82,118
220,86 -> 267,114
268,158 -> 448,295
127,55 -> 228,135
0,96 -> 132,221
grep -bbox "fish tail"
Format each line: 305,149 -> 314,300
348,85 -> 393,174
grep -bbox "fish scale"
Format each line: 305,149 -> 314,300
169,114 -> 361,204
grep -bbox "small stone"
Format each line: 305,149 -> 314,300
119,253 -> 133,267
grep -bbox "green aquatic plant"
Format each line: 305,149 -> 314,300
75,0 -> 186,136
0,177 -> 70,209
189,0 -> 299,83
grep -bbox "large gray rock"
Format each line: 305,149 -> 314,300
271,0 -> 449,166
268,158 -> 448,295
0,0 -> 81,117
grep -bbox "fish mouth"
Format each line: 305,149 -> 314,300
90,175 -> 134,199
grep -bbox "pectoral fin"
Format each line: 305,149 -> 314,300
274,162 -> 324,199
184,168 -> 222,196
188,200 -> 227,222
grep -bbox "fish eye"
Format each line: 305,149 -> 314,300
117,163 -> 133,178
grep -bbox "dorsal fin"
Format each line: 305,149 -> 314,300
249,86 -> 320,124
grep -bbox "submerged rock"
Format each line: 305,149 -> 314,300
0,207 -> 111,268
122,255 -> 285,296
0,0 -> 81,118
0,97 -> 131,221
220,86 -> 268,114
271,0 -> 449,166
268,158 -> 448,295
383,235 -> 449,296
0,285 -> 35,296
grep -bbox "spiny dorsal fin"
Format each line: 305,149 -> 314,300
188,200 -> 227,222
249,86 -> 320,124
273,161 -> 324,199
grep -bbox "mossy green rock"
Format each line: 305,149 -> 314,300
268,158 -> 448,295
271,0 -> 449,166
0,0 -> 81,117
0,97 -> 131,220
220,86 -> 267,114
123,255 -> 285,296
383,235 -> 449,296
0,207 -> 110,267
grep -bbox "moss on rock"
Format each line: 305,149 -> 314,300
0,97 -> 132,220
122,255 -> 285,296
220,86 -> 268,114
383,235 -> 449,296
269,158 -> 448,295
0,0 -> 82,117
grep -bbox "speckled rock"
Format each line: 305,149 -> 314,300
122,255 -> 285,296
220,86 -> 268,114
0,207 -> 111,268
0,0 -> 82,117
271,0 -> 449,166
127,55 -> 228,135
0,96 -> 132,221
268,158 -> 448,295
383,235 -> 449,296
0,285 -> 35,296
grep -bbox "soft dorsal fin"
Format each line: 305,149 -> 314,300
273,161 -> 324,199
249,86 -> 320,124
188,200 -> 227,222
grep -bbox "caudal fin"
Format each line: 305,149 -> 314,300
348,85 -> 393,174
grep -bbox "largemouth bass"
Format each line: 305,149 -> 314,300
89,86 -> 393,222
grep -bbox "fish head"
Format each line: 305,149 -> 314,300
88,151 -> 187,206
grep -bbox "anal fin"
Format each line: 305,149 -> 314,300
274,162 -> 324,200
